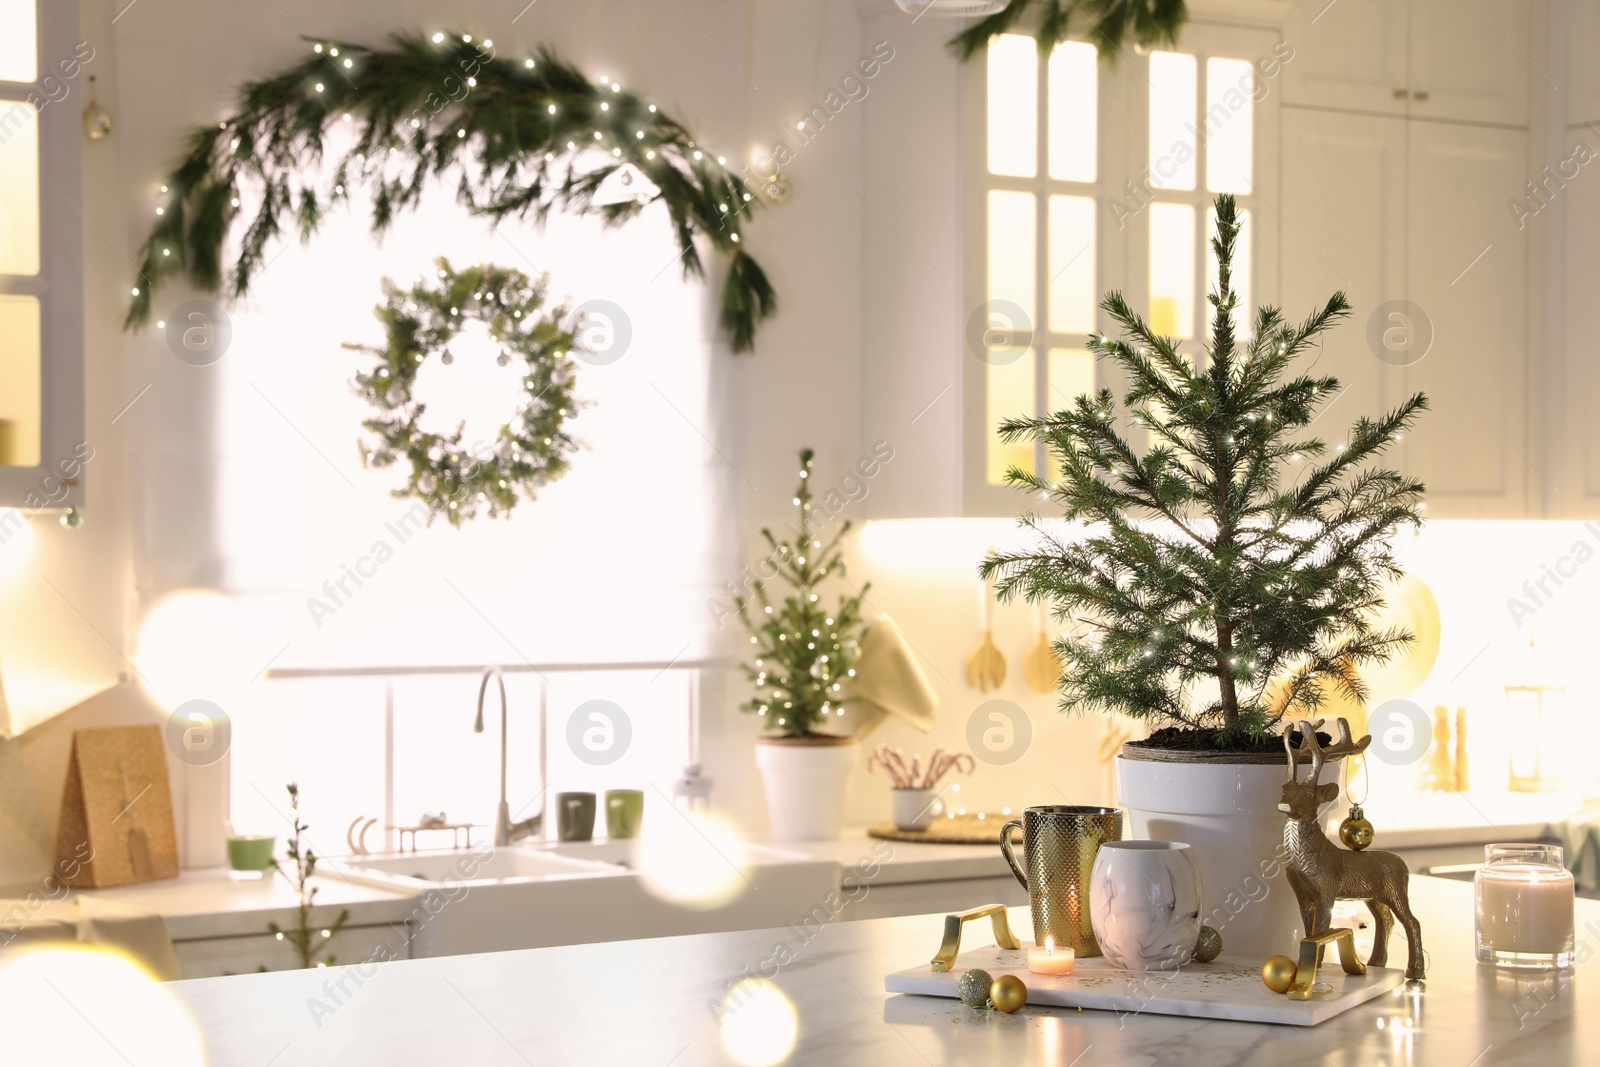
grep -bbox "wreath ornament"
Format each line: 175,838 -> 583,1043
349,259 -> 582,527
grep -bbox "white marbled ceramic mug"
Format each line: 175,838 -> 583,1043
1089,840 -> 1203,971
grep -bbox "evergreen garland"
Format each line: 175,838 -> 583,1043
950,0 -> 1187,62
126,33 -> 776,352
982,195 -> 1428,745
347,259 -> 582,526
735,450 -> 869,738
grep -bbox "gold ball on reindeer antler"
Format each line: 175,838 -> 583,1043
1261,955 -> 1298,994
1339,804 -> 1375,850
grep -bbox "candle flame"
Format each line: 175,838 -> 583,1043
1045,937 -> 1054,953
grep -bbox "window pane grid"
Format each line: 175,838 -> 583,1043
982,42 -> 1258,483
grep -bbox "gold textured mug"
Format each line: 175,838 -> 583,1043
1000,805 -> 1122,957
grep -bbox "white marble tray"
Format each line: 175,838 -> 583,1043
884,941 -> 1405,1026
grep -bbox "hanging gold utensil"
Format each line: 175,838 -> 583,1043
1023,602 -> 1061,694
967,569 -> 1007,692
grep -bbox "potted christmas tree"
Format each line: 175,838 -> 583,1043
982,195 -> 1427,953
735,449 -> 868,841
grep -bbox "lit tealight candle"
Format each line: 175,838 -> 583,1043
1027,936 -> 1075,976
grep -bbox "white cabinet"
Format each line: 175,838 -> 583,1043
1556,125 -> 1600,515
1280,111 -> 1406,441
1280,111 -> 1530,517
1283,0 -> 1409,116
1567,0 -> 1600,126
172,921 -> 412,979
1284,0 -> 1530,126
1409,0 -> 1531,125
1401,122 -> 1530,516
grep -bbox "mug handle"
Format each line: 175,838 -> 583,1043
999,819 -> 1027,890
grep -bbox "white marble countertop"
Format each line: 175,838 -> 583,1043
157,875 -> 1596,1066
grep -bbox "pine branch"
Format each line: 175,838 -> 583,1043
126,34 -> 776,352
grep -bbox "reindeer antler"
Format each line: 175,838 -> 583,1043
1328,718 -> 1372,760
1286,717 -> 1371,783
1284,719 -> 1326,782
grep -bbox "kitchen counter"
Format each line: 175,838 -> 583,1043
66,867 -> 417,941
779,827 -> 1012,884
161,875 -> 1596,1066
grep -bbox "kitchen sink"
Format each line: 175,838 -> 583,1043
347,847 -> 621,886
342,837 -> 843,958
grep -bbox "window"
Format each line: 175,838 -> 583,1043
193,152 -> 738,849
0,0 -> 82,499
965,24 -> 1280,513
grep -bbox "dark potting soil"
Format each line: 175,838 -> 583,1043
1130,724 -> 1333,754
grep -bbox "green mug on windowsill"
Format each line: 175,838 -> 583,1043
605,790 -> 644,839
227,834 -> 277,872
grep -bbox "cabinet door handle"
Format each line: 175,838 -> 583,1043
1393,88 -> 1408,98
1413,90 -> 1430,101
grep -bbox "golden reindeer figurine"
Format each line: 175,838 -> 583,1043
1281,718 -> 1425,980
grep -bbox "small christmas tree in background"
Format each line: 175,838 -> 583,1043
982,194 -> 1428,746
268,783 -> 349,969
735,449 -> 868,738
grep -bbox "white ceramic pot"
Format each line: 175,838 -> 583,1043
756,737 -> 858,841
1115,751 -> 1338,957
1090,840 -> 1202,970
891,788 -> 936,831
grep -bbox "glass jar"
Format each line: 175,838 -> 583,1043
1475,843 -> 1575,969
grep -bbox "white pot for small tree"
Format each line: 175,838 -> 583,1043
1116,747 -> 1340,956
733,450 -> 872,844
756,736 -> 857,841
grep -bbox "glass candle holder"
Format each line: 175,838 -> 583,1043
1475,843 -> 1575,969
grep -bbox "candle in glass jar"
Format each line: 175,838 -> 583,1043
1028,936 -> 1076,976
1475,844 -> 1575,968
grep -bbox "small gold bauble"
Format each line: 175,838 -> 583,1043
957,968 -> 993,1009
989,974 -> 1027,1013
1192,925 -> 1223,963
1261,955 -> 1298,994
1339,804 -> 1374,850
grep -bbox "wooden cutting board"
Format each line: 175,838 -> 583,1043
868,813 -> 1020,845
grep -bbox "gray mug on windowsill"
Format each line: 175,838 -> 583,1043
557,792 -> 597,843
1000,804 -> 1123,957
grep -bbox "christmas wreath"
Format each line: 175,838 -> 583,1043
126,33 -> 775,351
349,259 -> 581,526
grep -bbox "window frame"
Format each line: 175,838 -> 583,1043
962,21 -> 1282,516
0,0 -> 84,507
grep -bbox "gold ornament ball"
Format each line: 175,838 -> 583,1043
958,968 -> 994,1008
989,974 -> 1028,1013
1192,925 -> 1223,963
1261,955 -> 1298,994
1340,815 -> 1375,851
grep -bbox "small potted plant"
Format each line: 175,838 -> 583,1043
982,194 -> 1427,953
735,449 -> 868,841
868,746 -> 976,831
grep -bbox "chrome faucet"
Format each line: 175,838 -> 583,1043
473,666 -> 545,847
